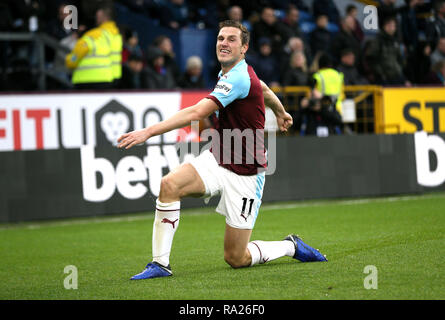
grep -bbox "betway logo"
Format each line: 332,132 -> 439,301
81,127 -> 276,202
80,145 -> 194,202
214,81 -> 232,95
414,131 -> 445,187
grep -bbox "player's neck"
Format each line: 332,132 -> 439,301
220,57 -> 244,75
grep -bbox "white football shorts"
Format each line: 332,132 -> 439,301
189,149 -> 266,230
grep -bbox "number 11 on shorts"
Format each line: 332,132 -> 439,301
241,197 -> 254,222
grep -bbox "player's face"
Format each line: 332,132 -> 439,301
216,27 -> 247,68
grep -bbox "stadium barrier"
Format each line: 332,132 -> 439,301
0,32 -> 73,90
272,85 -> 445,135
1,91 -> 445,222
271,85 -> 381,134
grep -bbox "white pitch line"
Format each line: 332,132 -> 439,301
0,193 -> 443,231
261,193 -> 443,212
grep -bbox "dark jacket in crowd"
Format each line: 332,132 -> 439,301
426,15 -> 445,49
247,50 -> 280,86
251,19 -> 287,53
142,66 -> 176,89
281,19 -> 303,42
365,30 -> 406,84
142,47 -> 176,89
401,3 -> 419,52
331,30 -> 361,65
310,27 -> 332,56
177,72 -> 206,89
281,67 -> 309,86
120,64 -> 143,89
405,41 -> 432,84
337,64 -> 368,85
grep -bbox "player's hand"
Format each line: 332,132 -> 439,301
277,112 -> 293,132
117,128 -> 151,149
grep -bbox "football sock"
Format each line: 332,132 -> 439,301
152,199 -> 180,268
247,240 -> 295,266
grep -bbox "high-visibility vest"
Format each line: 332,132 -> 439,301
102,22 -> 122,81
313,68 -> 344,113
72,32 -> 113,84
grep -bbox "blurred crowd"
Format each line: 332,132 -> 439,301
1,0 -> 445,92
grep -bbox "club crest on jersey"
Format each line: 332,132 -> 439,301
214,81 -> 232,95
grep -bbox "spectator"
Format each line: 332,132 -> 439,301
53,24 -> 87,85
426,0 -> 445,49
177,55 -> 206,89
120,53 -> 144,89
187,0 -> 219,29
142,46 -> 176,89
310,53 -> 344,114
298,90 -> 343,136
121,27 -> 143,64
45,3 -> 73,40
365,16 -> 410,86
405,40 -> 432,84
401,0 -> 423,54
330,15 -> 361,66
251,6 -> 287,54
310,14 -> 332,57
312,0 -> 340,25
227,0 -> 269,22
431,37 -> 445,65
280,5 -> 303,42
281,50 -> 309,86
45,3 -> 84,84
159,0 -> 189,29
336,48 -> 369,85
226,5 -> 251,31
423,59 -> 445,85
345,4 -> 364,43
65,4 -> 119,90
378,0 -> 402,29
279,36 -> 312,75
247,37 -> 280,87
96,5 -> 123,88
152,35 -> 181,82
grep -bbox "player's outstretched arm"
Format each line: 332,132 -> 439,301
117,98 -> 219,149
260,80 -> 293,132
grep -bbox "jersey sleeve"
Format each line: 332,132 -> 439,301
207,68 -> 251,109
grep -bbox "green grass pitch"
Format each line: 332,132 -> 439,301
1,192 -> 444,300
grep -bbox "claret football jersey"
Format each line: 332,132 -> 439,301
206,59 -> 267,175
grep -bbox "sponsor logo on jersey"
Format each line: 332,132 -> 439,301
214,81 -> 232,95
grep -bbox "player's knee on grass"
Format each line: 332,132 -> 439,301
224,250 -> 250,269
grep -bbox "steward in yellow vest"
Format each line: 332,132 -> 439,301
312,54 -> 345,114
100,21 -> 122,86
65,5 -> 122,89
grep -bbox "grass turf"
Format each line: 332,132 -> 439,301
0,193 -> 444,300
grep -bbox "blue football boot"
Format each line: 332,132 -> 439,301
130,262 -> 172,280
284,234 -> 328,262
